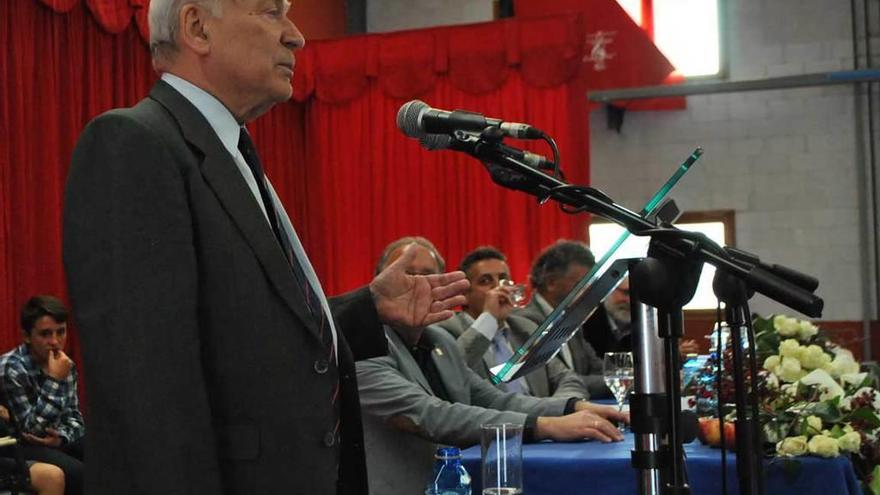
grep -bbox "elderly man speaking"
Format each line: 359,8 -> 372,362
62,1 -> 468,494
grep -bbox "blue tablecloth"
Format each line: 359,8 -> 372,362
461,434 -> 863,495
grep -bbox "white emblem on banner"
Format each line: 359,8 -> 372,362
583,31 -> 617,71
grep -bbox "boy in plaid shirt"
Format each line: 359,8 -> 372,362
0,295 -> 84,495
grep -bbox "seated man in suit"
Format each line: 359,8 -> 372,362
358,238 -> 628,494
0,296 -> 83,495
432,246 -> 587,399
518,240 -> 611,399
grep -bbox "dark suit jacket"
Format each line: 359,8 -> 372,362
63,80 -> 386,495
582,305 -> 632,357
515,298 -> 612,399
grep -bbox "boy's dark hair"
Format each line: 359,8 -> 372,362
20,295 -> 69,334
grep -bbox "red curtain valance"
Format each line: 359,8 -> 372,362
293,15 -> 587,103
38,0 -> 150,38
34,0 -> 587,102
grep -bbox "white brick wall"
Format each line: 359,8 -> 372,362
366,0 -> 493,32
591,0 -> 869,321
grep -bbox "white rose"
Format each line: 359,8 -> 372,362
765,372 -> 780,390
841,372 -> 868,387
798,320 -> 819,342
779,339 -> 803,360
775,315 -> 801,337
777,356 -> 805,383
763,355 -> 781,373
830,352 -> 860,379
808,434 -> 840,458
804,416 -> 823,436
800,345 -> 830,370
800,369 -> 845,401
776,436 -> 808,457
837,432 -> 861,453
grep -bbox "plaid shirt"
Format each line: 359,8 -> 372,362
0,344 -> 85,443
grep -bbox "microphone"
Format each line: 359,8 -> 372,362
419,132 -> 556,171
397,100 -> 545,140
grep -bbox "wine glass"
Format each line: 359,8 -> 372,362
603,352 -> 634,432
499,279 -> 527,308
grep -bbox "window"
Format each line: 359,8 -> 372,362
616,0 -> 722,78
588,211 -> 735,310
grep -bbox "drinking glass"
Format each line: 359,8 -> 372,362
603,351 -> 634,432
481,423 -> 523,495
499,279 -> 526,308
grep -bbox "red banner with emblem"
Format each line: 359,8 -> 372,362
516,0 -> 686,111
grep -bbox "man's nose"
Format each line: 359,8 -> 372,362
282,17 -> 306,51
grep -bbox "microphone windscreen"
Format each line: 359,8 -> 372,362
397,100 -> 428,138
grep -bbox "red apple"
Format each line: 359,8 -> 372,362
698,417 -> 722,447
723,421 -> 736,450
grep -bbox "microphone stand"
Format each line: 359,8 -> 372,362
440,130 -> 823,495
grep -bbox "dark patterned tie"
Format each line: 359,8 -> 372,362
238,128 -> 340,447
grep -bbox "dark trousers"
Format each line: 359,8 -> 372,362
20,438 -> 83,495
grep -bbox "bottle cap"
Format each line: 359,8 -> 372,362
434,446 -> 461,460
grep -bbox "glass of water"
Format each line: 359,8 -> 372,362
603,351 -> 634,432
481,423 -> 523,495
498,279 -> 526,308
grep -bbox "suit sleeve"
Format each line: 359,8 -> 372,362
465,364 -> 569,418
431,320 -> 492,373
545,357 -> 589,399
63,112 -> 223,493
356,354 -> 529,448
330,287 -> 387,361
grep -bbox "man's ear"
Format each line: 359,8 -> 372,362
179,3 -> 213,55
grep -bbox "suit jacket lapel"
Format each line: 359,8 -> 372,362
386,329 -> 433,394
429,337 -> 467,403
148,81 -> 320,339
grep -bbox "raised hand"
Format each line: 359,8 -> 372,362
370,244 -> 469,328
45,350 -> 74,381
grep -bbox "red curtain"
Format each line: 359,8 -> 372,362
2,2 -> 595,361
1,0 -> 156,360
285,17 -> 591,292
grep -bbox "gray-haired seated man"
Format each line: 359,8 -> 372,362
516,240 -> 612,399
357,238 -> 628,495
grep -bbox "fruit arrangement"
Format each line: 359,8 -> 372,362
697,417 -> 736,450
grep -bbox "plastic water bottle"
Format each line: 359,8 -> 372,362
425,446 -> 472,495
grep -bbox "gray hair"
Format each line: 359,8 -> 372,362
148,0 -> 222,62
375,237 -> 446,275
529,240 -> 595,291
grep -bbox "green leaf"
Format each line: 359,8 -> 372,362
845,407 -> 880,429
828,424 -> 845,439
870,465 -> 880,494
811,401 -> 842,423
756,330 -> 781,356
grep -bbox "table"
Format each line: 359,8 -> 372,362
461,434 -> 863,495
